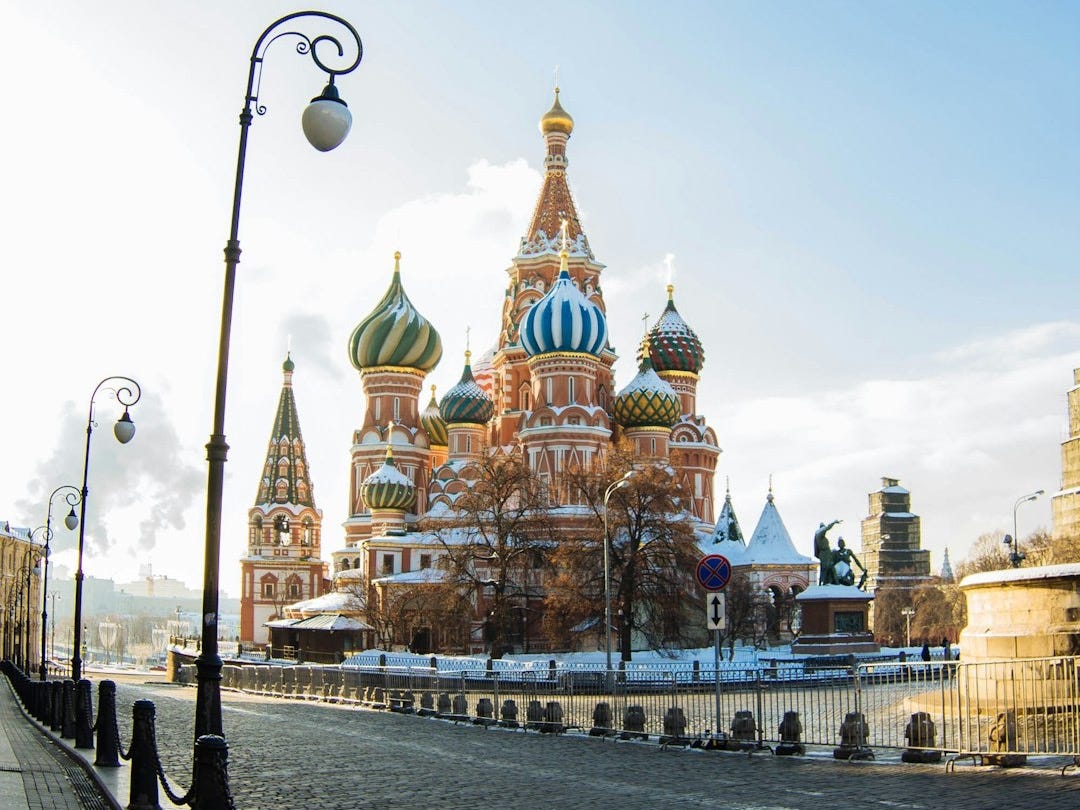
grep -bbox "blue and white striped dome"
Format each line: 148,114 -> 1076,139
520,253 -> 607,357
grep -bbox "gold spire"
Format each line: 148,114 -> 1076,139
558,219 -> 570,273
385,421 -> 396,462
667,283 -> 675,302
540,87 -> 574,136
393,251 -> 401,275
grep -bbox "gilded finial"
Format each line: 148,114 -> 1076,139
666,283 -> 674,301
385,421 -> 396,462
559,219 -> 569,254
430,384 -> 436,397
393,251 -> 401,273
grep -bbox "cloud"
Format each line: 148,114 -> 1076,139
278,313 -> 341,381
718,322 -> 1080,564
17,390 -> 202,558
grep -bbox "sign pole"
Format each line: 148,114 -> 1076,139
713,628 -> 721,739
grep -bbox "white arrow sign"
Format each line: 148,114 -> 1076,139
706,592 -> 726,631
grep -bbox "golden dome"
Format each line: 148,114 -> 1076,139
540,88 -> 574,136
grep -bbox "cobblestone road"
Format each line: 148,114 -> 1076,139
114,682 -> 1080,810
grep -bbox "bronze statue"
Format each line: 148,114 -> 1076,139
832,538 -> 868,589
814,519 -> 841,585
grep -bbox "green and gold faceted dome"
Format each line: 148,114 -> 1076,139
440,350 -> 495,425
421,385 -> 448,447
349,252 -> 443,373
613,353 -> 681,429
360,445 -> 416,511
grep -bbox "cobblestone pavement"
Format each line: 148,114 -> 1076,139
114,682 -> 1080,810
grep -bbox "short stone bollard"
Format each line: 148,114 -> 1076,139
776,710 -> 804,756
590,702 -> 614,736
730,710 -> 757,744
474,697 -> 496,726
902,711 -> 941,763
542,701 -> 564,734
75,679 -> 95,749
451,692 -> 469,720
525,700 -> 545,730
499,699 -> 519,728
660,707 -> 688,745
61,679 -> 76,739
986,710 -> 1026,767
50,680 -> 63,732
436,692 -> 452,717
94,680 -> 121,767
621,705 -> 648,740
418,692 -> 436,716
127,701 -> 160,810
834,711 -> 873,760
37,682 -> 52,724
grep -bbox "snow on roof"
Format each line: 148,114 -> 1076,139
741,494 -> 815,567
960,562 -> 1080,588
881,486 -> 910,494
372,567 -> 448,585
290,591 -> 357,613
287,613 -> 373,632
883,511 -> 916,518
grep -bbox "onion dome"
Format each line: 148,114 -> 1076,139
440,350 -> 495,425
360,438 -> 416,511
540,87 -> 574,136
612,347 -> 680,429
520,242 -> 607,357
641,284 -> 704,374
420,385 -> 448,446
348,252 -> 442,373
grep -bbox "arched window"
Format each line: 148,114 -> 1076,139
341,558 -> 350,571
393,397 -> 401,422
567,377 -> 575,404
286,575 -> 302,599
277,458 -> 289,477
519,384 -> 531,411
302,518 -> 314,546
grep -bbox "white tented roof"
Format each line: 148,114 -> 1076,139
742,493 -> 815,566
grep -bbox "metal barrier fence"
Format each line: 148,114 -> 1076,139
192,654 -> 1080,760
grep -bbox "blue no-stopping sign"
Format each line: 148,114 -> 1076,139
696,554 -> 731,591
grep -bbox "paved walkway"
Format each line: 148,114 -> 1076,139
0,678 -> 115,810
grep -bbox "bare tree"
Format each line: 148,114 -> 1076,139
419,450 -> 555,659
552,446 -> 703,660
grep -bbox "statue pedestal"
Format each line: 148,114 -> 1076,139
791,585 -> 879,655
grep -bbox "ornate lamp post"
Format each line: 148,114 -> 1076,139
603,471 -> 635,681
1004,489 -> 1044,568
195,11 -> 362,747
31,485 -> 81,680
16,549 -> 42,672
71,376 -> 141,682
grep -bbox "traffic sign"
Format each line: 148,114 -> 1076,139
696,554 -> 731,591
706,593 -> 726,631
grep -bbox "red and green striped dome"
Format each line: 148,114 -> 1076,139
349,252 -> 442,373
640,284 -> 704,374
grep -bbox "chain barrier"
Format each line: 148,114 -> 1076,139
147,715 -> 195,807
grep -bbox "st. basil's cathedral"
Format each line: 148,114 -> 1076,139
239,90 -> 814,650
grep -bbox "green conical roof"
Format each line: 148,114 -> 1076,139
255,356 -> 316,507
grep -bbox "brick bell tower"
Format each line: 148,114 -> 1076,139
240,354 -> 326,644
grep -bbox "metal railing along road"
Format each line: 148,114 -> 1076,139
184,653 -> 1080,761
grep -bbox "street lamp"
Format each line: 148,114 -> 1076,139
603,471 -> 635,678
31,484 -> 81,680
900,606 -> 916,648
1004,489 -> 1044,568
195,11 -> 362,747
16,549 -> 42,672
71,376 -> 141,682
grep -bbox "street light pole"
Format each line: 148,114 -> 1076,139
603,471 -> 635,679
196,11 -> 362,746
901,606 -> 915,648
71,377 -> 141,682
1006,489 -> 1045,568
32,485 -> 81,680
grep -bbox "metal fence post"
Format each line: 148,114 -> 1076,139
127,700 -> 160,810
94,680 -> 120,766
192,734 -> 234,810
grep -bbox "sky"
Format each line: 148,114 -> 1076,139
3,1 -> 1078,598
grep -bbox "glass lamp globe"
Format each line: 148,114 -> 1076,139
114,409 -> 136,444
64,508 -> 79,531
302,82 -> 352,152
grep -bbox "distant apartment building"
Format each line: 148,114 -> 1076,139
859,477 -> 931,592
1052,368 -> 1080,546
